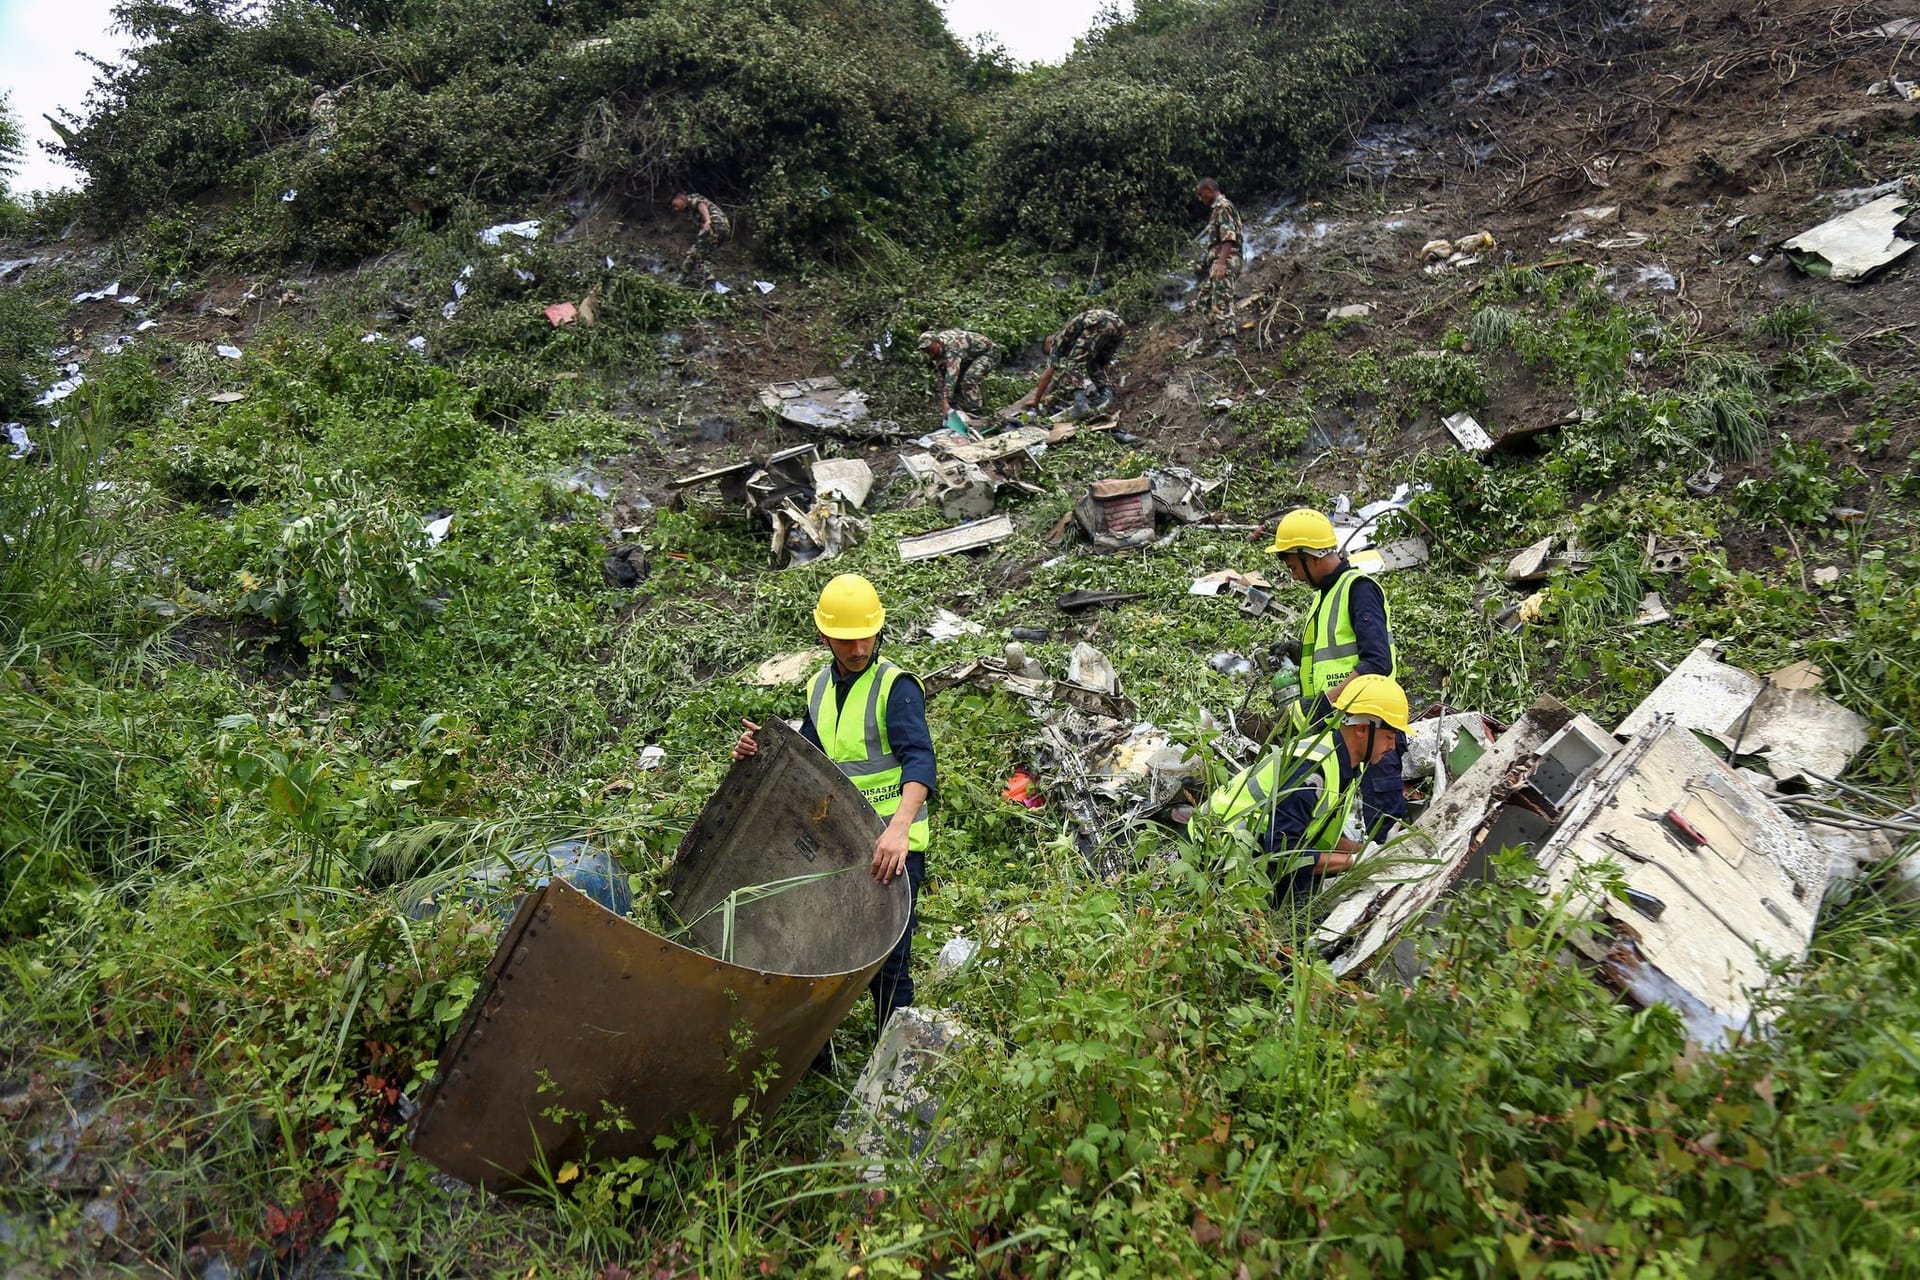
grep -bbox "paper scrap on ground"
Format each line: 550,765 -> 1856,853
216,344 -> 243,359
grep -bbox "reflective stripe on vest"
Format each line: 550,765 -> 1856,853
809,659 -> 931,852
1297,568 -> 1397,701
1201,734 -> 1351,851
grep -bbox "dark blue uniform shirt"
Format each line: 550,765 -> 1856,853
1263,734 -> 1361,898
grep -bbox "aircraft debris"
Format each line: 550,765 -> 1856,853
409,717 -> 909,1186
895,452 -> 997,522
834,1007 -> 970,1181
1072,468 -> 1216,551
896,514 -> 1014,561
924,609 -> 986,642
757,376 -> 887,435
750,650 -> 825,686
771,497 -> 869,567
478,219 -> 541,245
810,457 -> 874,509
1782,188 -> 1918,282
1054,588 -> 1147,613
1068,641 -> 1119,695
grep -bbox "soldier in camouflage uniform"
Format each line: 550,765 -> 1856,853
1195,177 -> 1243,341
1027,309 -> 1127,415
671,192 -> 732,284
917,329 -> 1000,417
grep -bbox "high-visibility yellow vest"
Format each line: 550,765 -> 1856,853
809,660 -> 931,852
1201,732 -> 1352,852
1293,568 -> 1397,728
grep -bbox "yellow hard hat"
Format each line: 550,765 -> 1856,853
1333,674 -> 1410,733
814,573 -> 886,639
1269,508 -> 1338,555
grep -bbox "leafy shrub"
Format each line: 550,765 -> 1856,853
972,0 -> 1446,253
1389,350 -> 1487,414
63,0 -> 975,263
1735,436 -> 1850,527
233,473 -> 438,653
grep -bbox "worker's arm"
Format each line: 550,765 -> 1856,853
1324,577 -> 1395,704
873,676 -> 935,884
872,781 -> 927,885
698,201 -> 712,234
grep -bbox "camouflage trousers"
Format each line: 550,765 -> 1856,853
1199,261 -> 1240,338
949,350 -> 998,413
680,222 -> 732,282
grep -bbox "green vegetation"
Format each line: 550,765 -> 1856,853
5,0 -> 1920,1274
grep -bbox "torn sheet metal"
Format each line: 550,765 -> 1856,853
758,376 -> 884,434
409,717 -> 909,1186
1317,697 -> 1597,976
1442,411 -> 1494,452
896,453 -> 998,522
1781,191 -> 1918,282
771,498 -> 869,567
1737,666 -> 1870,786
835,1006 -> 969,1179
1350,538 -> 1429,574
1613,641 -> 1867,786
811,458 -> 874,508
675,444 -> 820,521
1190,569 -> 1273,597
936,425 -> 1049,466
1401,712 -> 1499,781
923,657 -> 1135,721
1536,720 -> 1826,1045
1615,639 -> 1764,741
897,514 -> 1014,561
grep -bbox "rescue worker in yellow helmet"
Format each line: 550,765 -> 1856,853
731,573 -> 935,1029
1200,675 -> 1410,901
1268,508 -> 1409,838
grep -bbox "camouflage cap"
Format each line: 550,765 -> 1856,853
916,330 -> 938,351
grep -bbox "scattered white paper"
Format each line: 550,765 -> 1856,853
513,268 -> 534,283
753,280 -> 775,294
637,744 -> 667,770
420,514 -> 453,546
137,319 -> 158,332
711,281 -> 731,294
452,279 -> 468,300
5,423 -> 31,458
479,219 -> 542,245
71,281 -> 122,303
215,344 -> 243,359
360,332 -> 384,344
281,189 -> 297,202
441,301 -> 459,320
406,336 -> 427,352
117,294 -> 140,305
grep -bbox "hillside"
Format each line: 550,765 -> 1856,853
4,0 -> 1920,1275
